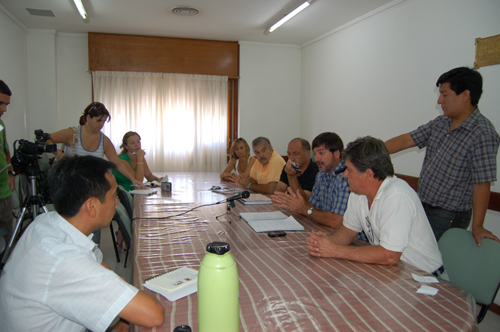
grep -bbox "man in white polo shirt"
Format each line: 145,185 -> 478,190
0,156 -> 165,332
306,136 -> 442,274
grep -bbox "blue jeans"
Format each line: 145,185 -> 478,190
423,204 -> 472,242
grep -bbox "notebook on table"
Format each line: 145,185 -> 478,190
143,267 -> 198,302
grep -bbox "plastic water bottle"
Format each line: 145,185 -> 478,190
197,242 -> 239,332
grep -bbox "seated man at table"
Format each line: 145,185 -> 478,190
272,132 -> 350,229
275,138 -> 319,200
306,136 -> 442,274
230,136 -> 286,194
0,156 -> 165,332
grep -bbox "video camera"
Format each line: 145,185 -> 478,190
11,129 -> 57,174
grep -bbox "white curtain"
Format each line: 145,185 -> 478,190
92,71 -> 228,172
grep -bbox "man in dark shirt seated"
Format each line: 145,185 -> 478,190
275,138 -> 319,200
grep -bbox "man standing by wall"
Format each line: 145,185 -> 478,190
306,136 -> 442,274
0,80 -> 15,256
272,132 -> 349,229
385,67 -> 500,245
231,136 -> 285,194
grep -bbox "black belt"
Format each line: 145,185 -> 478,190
422,203 -> 446,211
422,203 -> 467,214
432,265 -> 445,277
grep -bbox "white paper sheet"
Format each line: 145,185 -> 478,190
411,273 -> 440,284
416,285 -> 439,296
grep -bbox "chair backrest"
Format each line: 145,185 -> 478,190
114,202 -> 131,247
117,186 -> 133,219
438,228 -> 500,305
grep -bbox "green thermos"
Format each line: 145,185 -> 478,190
197,242 -> 239,332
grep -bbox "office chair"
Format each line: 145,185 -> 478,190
110,202 -> 132,267
117,186 -> 133,219
438,228 -> 500,324
109,186 -> 134,263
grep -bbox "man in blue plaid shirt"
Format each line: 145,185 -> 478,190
386,67 -> 500,246
272,132 -> 350,229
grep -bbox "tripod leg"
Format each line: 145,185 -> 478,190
1,206 -> 30,267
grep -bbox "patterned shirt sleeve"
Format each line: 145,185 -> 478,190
308,172 -> 322,206
471,131 -> 500,183
410,117 -> 444,149
331,176 -> 350,215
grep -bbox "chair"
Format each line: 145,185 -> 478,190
109,186 -> 134,264
110,202 -> 132,267
117,186 -> 133,219
438,228 -> 500,324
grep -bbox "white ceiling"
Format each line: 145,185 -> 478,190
0,0 -> 393,45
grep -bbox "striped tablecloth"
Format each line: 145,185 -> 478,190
132,172 -> 476,331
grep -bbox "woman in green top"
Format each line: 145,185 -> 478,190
112,131 -> 162,191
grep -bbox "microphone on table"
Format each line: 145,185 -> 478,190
216,191 -> 250,224
224,190 -> 250,203
334,166 -> 347,174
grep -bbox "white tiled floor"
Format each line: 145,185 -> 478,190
478,308 -> 500,332
99,222 -> 500,331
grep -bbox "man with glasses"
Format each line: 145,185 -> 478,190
306,136 -> 442,274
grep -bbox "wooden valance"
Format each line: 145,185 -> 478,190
88,32 -> 239,77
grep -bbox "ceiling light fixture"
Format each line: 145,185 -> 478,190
73,0 -> 89,23
264,0 -> 314,35
171,6 -> 201,16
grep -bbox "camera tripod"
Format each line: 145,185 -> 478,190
1,169 -> 48,268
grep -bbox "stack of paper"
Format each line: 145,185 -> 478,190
143,267 -> 198,301
239,211 -> 305,232
240,193 -> 272,205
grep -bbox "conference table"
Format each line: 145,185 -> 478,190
131,172 -> 477,332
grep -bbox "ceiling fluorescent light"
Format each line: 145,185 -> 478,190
264,0 -> 313,35
73,0 -> 89,23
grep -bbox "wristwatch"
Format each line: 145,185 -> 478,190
307,207 -> 314,218
8,170 -> 15,176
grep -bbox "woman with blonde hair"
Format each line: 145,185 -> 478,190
112,131 -> 162,191
220,138 -> 256,181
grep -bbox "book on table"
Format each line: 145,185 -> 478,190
239,211 -> 305,232
143,267 -> 198,302
239,193 -> 272,205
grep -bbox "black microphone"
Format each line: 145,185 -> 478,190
225,190 -> 250,202
334,166 -> 346,174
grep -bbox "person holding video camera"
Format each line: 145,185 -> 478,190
47,102 -> 143,245
0,80 -> 15,255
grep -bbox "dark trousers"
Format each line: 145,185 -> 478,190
423,203 -> 472,242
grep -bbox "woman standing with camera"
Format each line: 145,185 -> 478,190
47,102 -> 142,244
